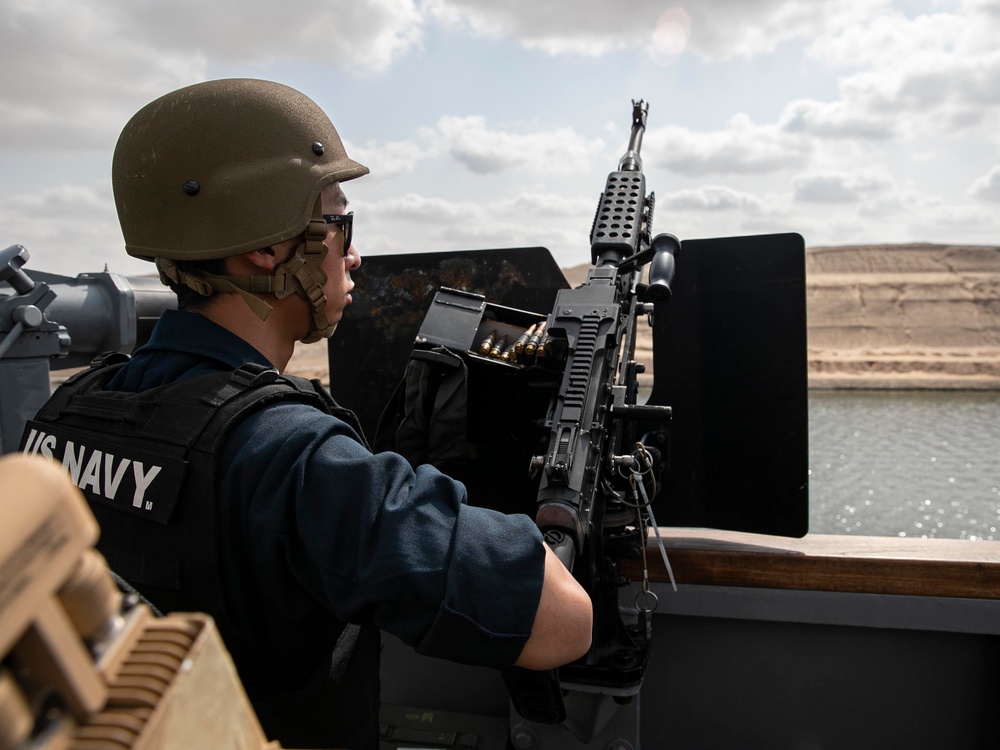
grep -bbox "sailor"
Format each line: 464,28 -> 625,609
22,79 -> 591,748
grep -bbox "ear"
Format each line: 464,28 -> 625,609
227,243 -> 292,274
246,246 -> 282,271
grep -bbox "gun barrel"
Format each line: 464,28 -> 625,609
591,100 -> 650,265
618,99 -> 648,172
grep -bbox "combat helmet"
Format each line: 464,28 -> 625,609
112,78 -> 369,341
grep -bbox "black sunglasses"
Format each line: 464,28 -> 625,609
321,212 -> 353,255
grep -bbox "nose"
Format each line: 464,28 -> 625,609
346,242 -> 361,270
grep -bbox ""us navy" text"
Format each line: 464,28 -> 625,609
22,428 -> 162,511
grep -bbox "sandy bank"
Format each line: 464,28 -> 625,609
805,243 -> 1000,389
286,243 -> 1000,391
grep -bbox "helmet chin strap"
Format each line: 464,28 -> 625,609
156,195 -> 336,343
290,210 -> 335,344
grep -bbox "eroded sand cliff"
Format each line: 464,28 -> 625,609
805,243 -> 1000,389
288,243 -> 1000,390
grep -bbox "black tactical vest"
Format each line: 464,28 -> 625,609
21,355 -> 380,748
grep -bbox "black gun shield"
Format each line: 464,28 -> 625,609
326,247 -> 569,441
646,232 -> 809,537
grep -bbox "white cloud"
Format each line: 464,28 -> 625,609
374,193 -> 477,222
689,0 -> 890,60
662,186 -> 764,212
0,0 -> 424,152
423,0 -> 641,57
781,178 -> 999,246
792,170 -> 895,203
504,193 -> 594,218
344,138 -> 431,182
805,3 -> 1000,140
357,191 -> 595,265
661,188 -> 806,244
806,8 -> 965,68
424,0 -> 889,61
120,0 -> 423,71
370,190 -> 591,225
778,99 -> 896,140
967,0 -> 1000,17
907,201 -> 999,239
840,60 -> 1000,139
0,4 -> 204,150
856,183 -> 934,218
644,115 -> 811,176
435,116 -> 605,175
969,165 -> 1000,201
0,181 -> 145,276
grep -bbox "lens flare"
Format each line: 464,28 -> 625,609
649,7 -> 692,66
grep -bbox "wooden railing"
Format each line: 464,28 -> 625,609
621,530 -> 1000,599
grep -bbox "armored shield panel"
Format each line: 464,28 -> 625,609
647,232 -> 808,537
327,247 -> 568,444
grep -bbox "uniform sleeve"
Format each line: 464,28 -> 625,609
219,401 -> 546,669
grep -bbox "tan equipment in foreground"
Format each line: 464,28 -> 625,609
0,453 -> 279,750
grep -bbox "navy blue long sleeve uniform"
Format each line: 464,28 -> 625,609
105,309 -> 545,707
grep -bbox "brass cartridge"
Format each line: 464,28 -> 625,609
500,339 -> 519,362
536,334 -> 552,359
513,323 -> 536,355
489,334 -> 508,358
478,329 -> 498,355
524,320 -> 547,358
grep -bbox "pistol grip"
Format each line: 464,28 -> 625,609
502,666 -> 567,724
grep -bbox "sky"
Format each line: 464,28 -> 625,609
1,0 -> 998,279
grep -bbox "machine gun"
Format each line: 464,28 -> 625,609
535,99 -> 675,574
345,102 -> 686,738
325,98 -> 808,747
517,100 -> 677,706
326,99 -> 810,749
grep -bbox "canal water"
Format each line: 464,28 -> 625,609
808,390 -> 1000,540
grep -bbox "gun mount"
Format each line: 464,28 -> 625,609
0,245 -> 175,454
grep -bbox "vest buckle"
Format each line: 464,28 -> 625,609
230,363 -> 279,388
90,350 -> 132,368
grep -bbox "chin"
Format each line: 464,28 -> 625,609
298,320 -> 339,344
